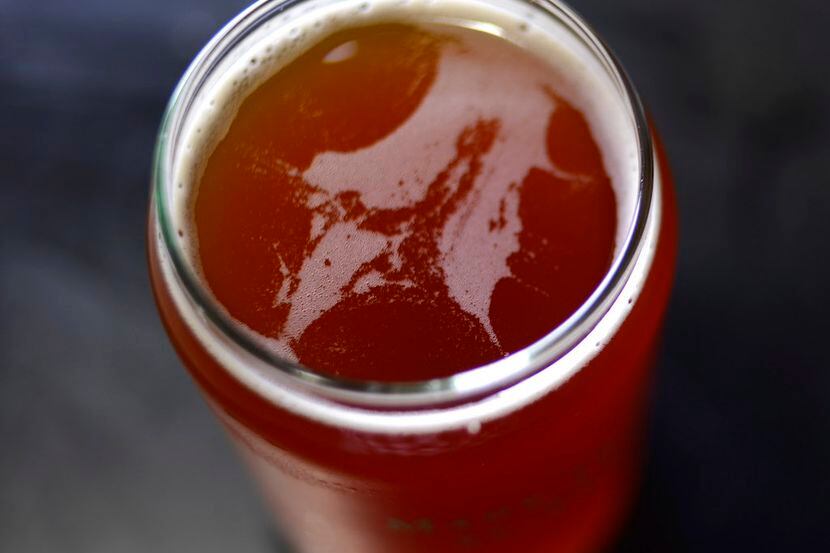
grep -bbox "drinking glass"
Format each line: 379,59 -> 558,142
148,0 -> 677,551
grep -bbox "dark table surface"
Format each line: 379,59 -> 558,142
3,0 -> 830,551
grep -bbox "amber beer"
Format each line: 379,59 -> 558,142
148,0 -> 677,551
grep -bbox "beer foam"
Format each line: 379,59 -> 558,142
299,26 -> 558,348
159,0 -> 658,431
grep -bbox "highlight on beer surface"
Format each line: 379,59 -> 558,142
166,0 -> 642,383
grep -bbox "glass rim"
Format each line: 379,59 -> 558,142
152,0 -> 654,408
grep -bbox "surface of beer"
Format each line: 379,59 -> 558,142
191,23 -> 617,381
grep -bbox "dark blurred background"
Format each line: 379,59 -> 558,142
2,0 -> 830,551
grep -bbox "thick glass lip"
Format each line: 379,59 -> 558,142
152,0 -> 654,408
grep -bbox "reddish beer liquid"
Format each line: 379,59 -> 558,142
150,20 -> 677,553
192,24 -> 616,380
